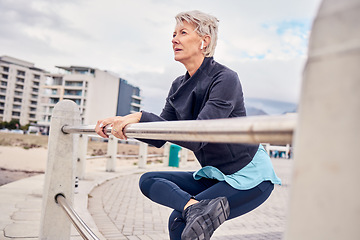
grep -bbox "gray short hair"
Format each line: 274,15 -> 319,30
175,10 -> 219,57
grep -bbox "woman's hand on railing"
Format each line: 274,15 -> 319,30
95,112 -> 142,139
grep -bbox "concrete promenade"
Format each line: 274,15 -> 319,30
0,158 -> 293,239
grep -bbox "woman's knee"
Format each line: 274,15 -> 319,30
139,172 -> 158,197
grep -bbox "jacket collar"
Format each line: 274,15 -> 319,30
168,57 -> 215,120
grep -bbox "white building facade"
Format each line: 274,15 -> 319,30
0,56 -> 46,126
39,66 -> 121,127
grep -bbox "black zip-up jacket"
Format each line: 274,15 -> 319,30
139,57 -> 258,175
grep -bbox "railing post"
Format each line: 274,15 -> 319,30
285,0 -> 360,239
40,100 -> 81,239
76,134 -> 88,179
180,148 -> 188,166
263,143 -> 270,156
163,142 -> 171,166
138,142 -> 148,168
106,135 -> 117,172
285,144 -> 290,159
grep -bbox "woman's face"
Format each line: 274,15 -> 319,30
172,21 -> 203,64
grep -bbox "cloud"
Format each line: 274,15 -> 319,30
0,0 -> 322,113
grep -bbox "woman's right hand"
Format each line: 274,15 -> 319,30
95,112 -> 142,139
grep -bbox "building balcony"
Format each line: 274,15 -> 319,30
131,102 -> 141,108
62,98 -> 81,105
64,86 -> 84,91
16,80 -> 25,85
63,94 -> 82,99
131,95 -> 142,101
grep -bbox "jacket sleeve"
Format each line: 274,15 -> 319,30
197,70 -> 243,120
136,83 -> 178,147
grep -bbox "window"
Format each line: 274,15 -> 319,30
30,107 -> 36,112
12,111 -> 21,116
14,98 -> 22,103
2,66 -> 9,72
50,98 -> 59,104
34,74 -> 40,79
0,95 -> 5,100
133,99 -> 141,104
17,78 -> 25,83
51,77 -> 63,86
131,106 -> 140,112
64,98 -> 80,105
2,74 -> 8,79
13,105 -> 21,109
1,81 -> 7,86
31,100 -> 37,105
17,70 -> 25,76
65,81 -> 83,87
14,91 -> 23,96
0,89 -> 5,93
29,114 -> 36,118
15,84 -> 24,90
33,81 -> 40,86
64,89 -> 82,96
32,88 -> 39,93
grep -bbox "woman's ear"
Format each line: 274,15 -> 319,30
203,35 -> 211,49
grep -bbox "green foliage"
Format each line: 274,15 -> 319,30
0,120 -> 29,130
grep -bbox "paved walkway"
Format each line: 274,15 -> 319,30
0,158 -> 292,240
88,158 -> 293,240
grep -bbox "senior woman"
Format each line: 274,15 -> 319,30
96,10 -> 281,240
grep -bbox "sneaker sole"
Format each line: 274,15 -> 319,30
181,197 -> 230,240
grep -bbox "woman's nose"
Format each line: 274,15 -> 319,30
172,36 -> 179,44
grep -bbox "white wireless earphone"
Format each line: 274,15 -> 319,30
200,41 -> 204,50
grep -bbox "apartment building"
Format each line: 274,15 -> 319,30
0,56 -> 46,125
117,78 -> 142,116
39,66 -> 120,127
39,66 -> 142,129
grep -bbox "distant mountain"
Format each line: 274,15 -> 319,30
245,98 -> 297,116
246,107 -> 268,116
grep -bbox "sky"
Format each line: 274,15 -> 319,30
0,0 -> 322,114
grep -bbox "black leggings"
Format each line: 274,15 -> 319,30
139,171 -> 274,240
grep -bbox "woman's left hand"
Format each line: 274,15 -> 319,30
95,112 -> 142,139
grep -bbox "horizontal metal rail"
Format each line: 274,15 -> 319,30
55,194 -> 100,240
62,114 -> 296,145
86,155 -> 111,159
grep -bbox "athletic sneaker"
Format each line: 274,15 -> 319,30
181,197 -> 230,240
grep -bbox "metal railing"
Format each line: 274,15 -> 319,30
63,114 -> 296,145
55,194 -> 100,240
